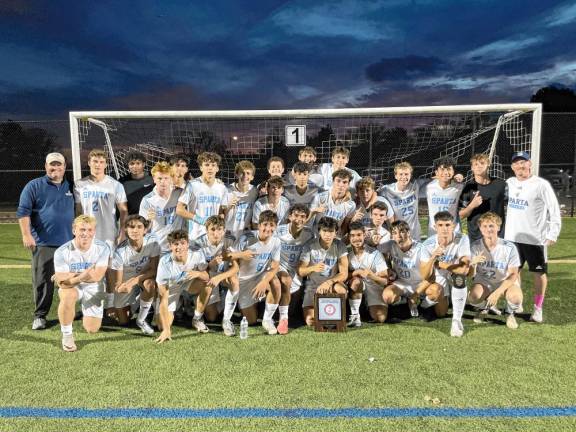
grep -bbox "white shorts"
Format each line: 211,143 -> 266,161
59,286 -> 105,319
238,275 -> 267,309
392,280 -> 417,296
163,283 -> 189,313
278,266 -> 303,294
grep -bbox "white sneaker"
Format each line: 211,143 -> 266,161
262,319 -> 278,335
408,303 -> 419,317
347,314 -> 362,327
506,314 -> 519,330
222,319 -> 235,337
473,309 -> 488,324
192,317 -> 210,333
32,317 -> 47,330
136,319 -> 154,335
450,320 -> 464,337
61,334 -> 77,352
530,307 -> 543,323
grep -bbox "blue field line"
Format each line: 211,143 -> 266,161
1,406 -> 576,419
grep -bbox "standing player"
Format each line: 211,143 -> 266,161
420,212 -> 471,337
251,176 -> 290,228
169,154 -> 190,188
298,217 -> 349,326
109,215 -> 160,335
176,152 -> 229,240
505,151 -> 561,323
139,161 -> 186,254
155,230 -> 212,343
354,177 -> 394,227
458,153 -> 507,242
53,216 -> 110,352
286,147 -> 324,187
468,212 -> 523,329
227,210 -> 282,335
347,222 -> 388,327
425,157 -> 465,236
118,150 -> 154,215
378,162 -> 422,240
274,204 -> 315,334
225,160 -> 259,239
283,162 -> 319,207
377,221 -> 430,322
319,147 -> 362,191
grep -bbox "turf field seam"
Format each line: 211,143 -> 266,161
1,406 -> 576,419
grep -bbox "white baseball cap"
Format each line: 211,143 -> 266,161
46,152 -> 65,164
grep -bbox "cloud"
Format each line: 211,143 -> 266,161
463,36 -> 544,62
365,56 -> 447,82
544,2 -> 576,27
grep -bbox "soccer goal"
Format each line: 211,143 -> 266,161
69,104 -> 542,184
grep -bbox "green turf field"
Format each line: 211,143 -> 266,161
1,221 -> 575,431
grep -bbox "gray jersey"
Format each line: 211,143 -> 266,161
230,231 -> 281,283
111,234 -> 160,281
300,238 -> 348,288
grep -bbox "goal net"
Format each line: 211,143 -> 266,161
69,104 -> 541,185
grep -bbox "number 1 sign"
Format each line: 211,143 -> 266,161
285,125 -> 306,146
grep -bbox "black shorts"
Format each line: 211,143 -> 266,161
514,242 -> 547,274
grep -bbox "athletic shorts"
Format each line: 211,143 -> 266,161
113,285 -> 142,308
278,265 -> 303,294
364,281 -> 385,307
238,275 -> 267,309
473,279 -> 521,294
59,286 -> 105,319
514,242 -> 548,273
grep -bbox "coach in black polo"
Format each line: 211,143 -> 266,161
17,152 -> 75,330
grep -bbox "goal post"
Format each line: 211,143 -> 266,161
69,103 -> 542,182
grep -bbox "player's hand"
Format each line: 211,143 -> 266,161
208,255 -> 224,270
454,173 -> 464,183
409,291 -> 419,304
352,269 -> 369,279
316,281 -> 332,294
251,281 -> 268,299
207,275 -> 223,288
155,330 -> 172,344
471,254 -> 486,265
470,191 -> 483,209
371,233 -> 382,245
312,205 -> 327,215
387,269 -> 397,282
312,262 -> 326,273
545,239 -> 556,247
433,246 -> 446,259
238,249 -> 256,260
22,233 -> 36,251
486,290 -> 502,307
147,208 -> 157,221
116,282 -> 131,293
228,195 -> 239,207
351,208 -> 364,222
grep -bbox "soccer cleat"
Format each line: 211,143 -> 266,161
450,320 -> 464,337
136,319 -> 154,336
61,334 -> 77,352
347,314 -> 362,327
222,319 -> 235,337
192,317 -> 210,333
530,307 -> 543,323
473,309 -> 488,324
408,303 -> 419,318
262,319 -> 278,335
32,317 -> 47,330
506,314 -> 519,330
277,318 -> 289,335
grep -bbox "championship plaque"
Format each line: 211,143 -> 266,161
314,292 -> 346,332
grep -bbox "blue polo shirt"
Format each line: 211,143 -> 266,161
17,175 -> 75,247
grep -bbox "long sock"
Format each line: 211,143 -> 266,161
469,300 -> 487,310
278,305 -> 289,321
137,300 -> 153,322
263,303 -> 279,321
223,290 -> 239,321
534,294 -> 544,309
60,324 -> 73,335
506,301 -> 521,314
451,287 -> 467,322
350,298 -> 362,316
105,293 -> 115,309
193,310 -> 204,320
420,296 -> 438,308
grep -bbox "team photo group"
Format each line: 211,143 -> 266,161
17,144 -> 561,352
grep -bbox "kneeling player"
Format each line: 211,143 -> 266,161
347,222 -> 388,326
420,211 -> 471,337
53,215 -> 111,352
227,210 -> 282,335
155,230 -> 211,343
468,212 -> 523,329
377,221 -> 429,322
109,215 -> 160,335
299,217 -> 349,327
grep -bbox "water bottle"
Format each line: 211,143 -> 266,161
239,317 -> 249,340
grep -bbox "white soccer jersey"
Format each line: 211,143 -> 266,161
310,191 -> 356,231
54,239 -> 111,292
356,196 -> 395,227
283,184 -> 319,207
275,224 -> 315,275
425,179 -> 464,236
300,238 -> 348,288
252,196 -> 290,225
111,234 -> 160,281
378,240 -> 423,287
421,233 -> 471,288
190,232 -> 235,277
230,231 -> 281,282
74,175 -> 127,245
471,238 -> 520,288
379,181 -> 421,239
319,163 -> 362,191
139,187 -> 186,253
156,250 -> 206,304
178,178 -> 229,239
505,176 -> 562,245
225,183 -> 258,237
348,245 -> 387,290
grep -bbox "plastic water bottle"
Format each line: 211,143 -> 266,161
239,317 -> 249,340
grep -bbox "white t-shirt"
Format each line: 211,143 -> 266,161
74,175 -> 127,245
139,187 -> 186,253
505,176 -> 562,245
252,196 -> 290,226
348,245 -> 387,291
300,238 -> 348,288
283,184 -> 319,207
310,191 -> 356,231
378,240 -> 423,287
111,234 -> 161,281
190,232 -> 236,277
379,181 -> 421,240
54,239 -> 111,292
425,179 -> 464,236
471,238 -> 520,288
178,178 -> 229,239
225,183 -> 258,237
230,231 -> 281,283
421,233 -> 471,287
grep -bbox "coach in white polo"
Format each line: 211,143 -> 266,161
505,151 -> 561,323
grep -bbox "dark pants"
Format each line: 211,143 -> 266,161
31,246 -> 57,319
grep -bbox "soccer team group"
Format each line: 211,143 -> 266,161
17,145 -> 562,351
